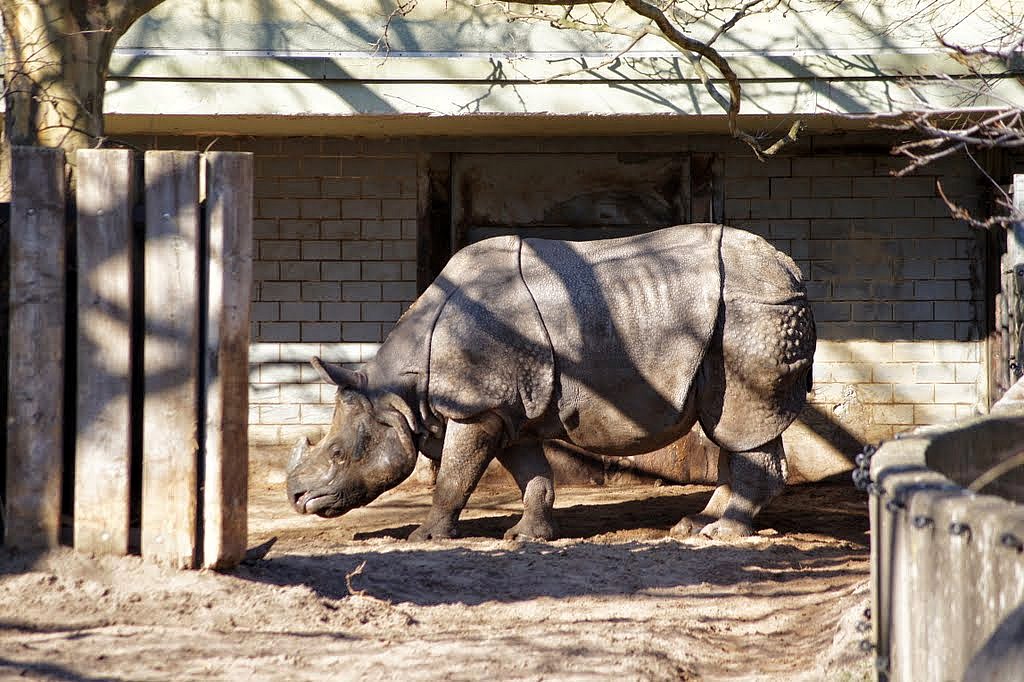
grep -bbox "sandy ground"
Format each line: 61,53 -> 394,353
0,451 -> 873,681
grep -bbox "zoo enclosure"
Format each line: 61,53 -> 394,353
1,146 -> 253,569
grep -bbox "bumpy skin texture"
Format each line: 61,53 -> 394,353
286,223 -> 816,541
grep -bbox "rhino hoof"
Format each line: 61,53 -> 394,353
699,518 -> 754,539
503,518 -> 556,542
669,516 -> 708,538
409,522 -> 457,542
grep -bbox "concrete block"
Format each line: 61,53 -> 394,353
770,219 -> 810,238
361,178 -> 405,198
302,282 -> 341,301
727,177 -> 770,199
261,240 -> 301,260
934,383 -> 978,404
322,220 -> 362,239
343,157 -> 418,178
832,198 -> 874,218
362,219 -> 403,240
852,302 -> 894,321
402,219 -> 418,239
362,302 -> 404,322
791,199 -> 832,218
252,261 -> 280,281
249,425 -> 282,446
280,383 -> 323,404
322,178 -> 362,198
259,198 -> 300,219
381,240 -> 417,260
251,302 -> 280,322
851,218 -> 894,238
322,302 -> 361,321
258,362 -> 303,383
915,280 -> 956,300
260,404 -> 301,425
811,301 -> 852,322
342,199 -> 382,219
301,240 -> 342,261
280,262 -> 320,281
894,383 -> 934,403
811,177 -> 852,198
382,281 -> 418,301
279,220 -> 320,239
278,178 -> 320,198
832,157 -> 875,175
893,341 -> 936,362
250,383 -> 281,404
749,199 -> 790,219
342,282 -> 382,302
259,322 -> 301,343
342,240 -> 382,260
362,261 -> 403,281
935,341 -> 979,362
261,282 -> 301,301
300,199 -> 341,219
724,198 -> 750,220
249,342 -> 281,363
272,343 -> 317,364
859,384 -> 894,403
382,197 -> 417,219
791,157 -> 832,176
894,301 -> 934,321
302,322 -> 342,342
322,261 -> 361,281
300,404 -> 335,425
914,404 -> 956,425
871,404 -> 915,425
873,197 -> 917,218
770,178 -> 810,200
872,323 -> 916,341
317,343 -> 362,363
934,301 -> 976,321
829,363 -> 873,382
280,302 -> 320,321
301,156 -> 340,177
917,363 -> 956,382
915,321 -> 956,340
935,259 -> 972,279
253,219 -> 279,239
813,341 -> 853,363
343,322 -> 382,342
873,364 -> 915,383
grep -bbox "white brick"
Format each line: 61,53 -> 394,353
281,383 -> 323,403
914,404 -> 956,425
249,425 -> 281,445
916,363 -> 955,382
894,383 -> 934,403
250,383 -> 280,404
871,404 -> 915,425
893,342 -> 935,362
301,404 -> 335,424
260,404 -> 301,424
934,383 -> 977,404
279,343 -> 322,362
259,362 -> 303,383
813,341 -> 853,363
249,342 -> 281,363
829,363 -> 873,382
954,363 -> 981,383
318,343 -> 363,363
280,425 -> 326,443
858,384 -> 893,403
873,364 -> 915,383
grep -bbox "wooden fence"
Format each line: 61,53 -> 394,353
1,146 -> 252,570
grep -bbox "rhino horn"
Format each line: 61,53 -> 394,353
286,436 -> 311,475
311,356 -> 367,391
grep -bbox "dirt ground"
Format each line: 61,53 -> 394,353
0,450 -> 873,681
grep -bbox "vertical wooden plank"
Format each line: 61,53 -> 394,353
202,152 -> 253,570
141,151 -> 200,568
5,146 -> 66,548
74,149 -> 135,556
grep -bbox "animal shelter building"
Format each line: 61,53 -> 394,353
98,0 -> 1024,483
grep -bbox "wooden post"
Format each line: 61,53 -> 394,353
1010,174 -> 1024,384
74,149 -> 135,556
141,151 -> 201,568
5,147 -> 66,548
202,152 -> 253,569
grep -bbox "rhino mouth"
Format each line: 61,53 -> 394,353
293,490 -> 347,517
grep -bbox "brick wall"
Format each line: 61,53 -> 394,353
122,134 -> 993,479
720,151 -> 986,465
243,139 -> 419,446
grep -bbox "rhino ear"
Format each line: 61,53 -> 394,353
311,356 -> 367,391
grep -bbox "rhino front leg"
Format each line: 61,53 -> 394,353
497,442 -> 557,541
409,413 -> 504,541
671,436 -> 786,539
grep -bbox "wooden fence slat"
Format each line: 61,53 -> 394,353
5,146 -> 66,549
202,152 -> 253,569
74,149 -> 135,556
141,151 -> 201,568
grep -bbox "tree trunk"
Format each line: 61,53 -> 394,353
0,0 -> 165,195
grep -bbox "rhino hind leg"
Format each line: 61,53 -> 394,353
671,436 -> 787,539
409,413 -> 504,541
498,442 -> 557,541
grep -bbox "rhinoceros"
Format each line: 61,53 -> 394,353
286,223 -> 816,540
